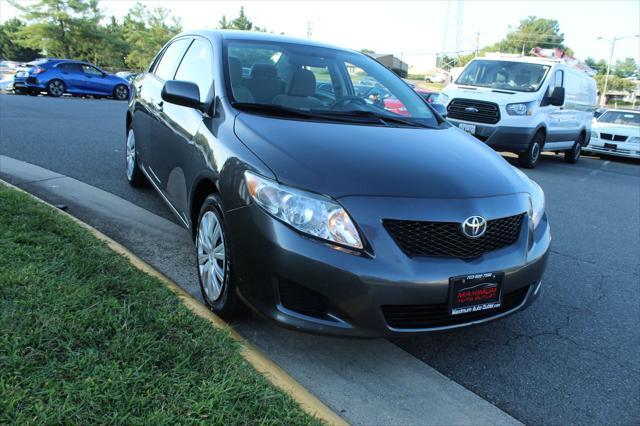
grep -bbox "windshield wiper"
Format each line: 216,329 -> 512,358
232,102 -> 430,128
313,110 -> 430,128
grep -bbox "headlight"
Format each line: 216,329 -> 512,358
506,101 -> 536,116
529,180 -> 545,229
244,171 -> 363,249
438,93 -> 450,106
628,136 -> 639,144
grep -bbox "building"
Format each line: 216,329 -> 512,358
369,53 -> 409,78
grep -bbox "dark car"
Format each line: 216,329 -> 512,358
125,30 -> 550,337
13,58 -> 130,100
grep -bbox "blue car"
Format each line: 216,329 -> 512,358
13,58 -> 130,100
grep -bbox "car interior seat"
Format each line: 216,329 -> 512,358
272,68 -> 324,109
244,63 -> 285,103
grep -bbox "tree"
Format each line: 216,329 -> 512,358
495,16 -> 567,54
585,57 -> 608,75
595,74 -> 636,93
122,3 -> 182,71
0,18 -> 40,61
614,57 -> 639,78
218,7 -> 267,32
360,48 -> 375,55
10,0 -> 102,59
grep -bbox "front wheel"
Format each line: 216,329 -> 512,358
519,131 -> 544,169
564,133 -> 583,163
196,194 -> 243,320
125,127 -> 147,187
113,84 -> 129,101
46,79 -> 65,97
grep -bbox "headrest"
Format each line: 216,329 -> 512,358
228,56 -> 243,87
287,68 -> 316,97
250,63 -> 277,78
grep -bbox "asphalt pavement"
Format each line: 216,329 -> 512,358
1,94 -> 638,425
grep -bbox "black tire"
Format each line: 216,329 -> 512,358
125,127 -> 148,187
564,133 -> 583,164
113,84 -> 129,101
196,194 -> 244,320
519,131 -> 544,169
46,79 -> 65,97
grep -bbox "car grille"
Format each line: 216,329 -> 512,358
383,214 -> 524,259
600,133 -> 628,142
381,285 -> 530,329
447,98 -> 501,124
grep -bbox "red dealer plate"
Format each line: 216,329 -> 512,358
449,272 -> 503,316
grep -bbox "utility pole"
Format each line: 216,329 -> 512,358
475,32 -> 480,57
306,21 -> 313,39
597,35 -> 639,107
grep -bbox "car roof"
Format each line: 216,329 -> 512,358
175,29 -> 358,53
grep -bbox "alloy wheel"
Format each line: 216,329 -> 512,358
197,211 -> 226,302
49,80 -> 64,97
115,85 -> 128,100
126,129 -> 136,180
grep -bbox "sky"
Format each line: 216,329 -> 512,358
1,0 -> 639,67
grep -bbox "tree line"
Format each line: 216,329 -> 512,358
0,1 -> 264,71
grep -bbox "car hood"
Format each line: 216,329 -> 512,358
234,113 -> 529,199
442,84 -> 540,106
593,122 -> 640,136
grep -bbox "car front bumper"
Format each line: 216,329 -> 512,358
447,119 -> 537,153
583,138 -> 640,159
226,193 -> 551,337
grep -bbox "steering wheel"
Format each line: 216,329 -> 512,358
330,96 -> 367,109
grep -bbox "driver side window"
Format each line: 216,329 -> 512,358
82,65 -> 102,76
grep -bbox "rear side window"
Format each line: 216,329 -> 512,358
58,63 -> 82,73
174,38 -> 214,102
154,39 -> 191,81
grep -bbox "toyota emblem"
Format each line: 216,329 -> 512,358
461,216 -> 487,238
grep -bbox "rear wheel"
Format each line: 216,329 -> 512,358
113,84 -> 129,101
564,133 -> 583,163
46,79 -> 65,97
519,131 -> 544,169
125,127 -> 147,187
196,194 -> 243,320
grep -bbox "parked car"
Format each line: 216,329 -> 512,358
115,71 -> 139,83
583,109 -> 640,159
13,58 -> 130,100
439,55 -> 597,168
415,88 -> 440,103
424,72 -> 449,84
126,30 -> 550,337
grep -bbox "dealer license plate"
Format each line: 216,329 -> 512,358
449,272 -> 503,316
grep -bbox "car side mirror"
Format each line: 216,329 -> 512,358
547,86 -> 565,106
161,80 -> 204,110
431,102 -> 447,118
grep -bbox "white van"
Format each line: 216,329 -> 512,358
438,55 -> 597,168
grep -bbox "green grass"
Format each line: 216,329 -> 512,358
0,185 -> 319,425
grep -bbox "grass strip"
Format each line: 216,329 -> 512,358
0,185 -> 319,425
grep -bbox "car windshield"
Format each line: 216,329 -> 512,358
223,40 -> 438,128
598,111 -> 640,127
455,60 -> 550,92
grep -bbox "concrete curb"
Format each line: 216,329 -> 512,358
0,179 -> 347,426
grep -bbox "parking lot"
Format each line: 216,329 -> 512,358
1,94 -> 638,425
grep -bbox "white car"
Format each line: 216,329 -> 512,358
584,109 -> 640,159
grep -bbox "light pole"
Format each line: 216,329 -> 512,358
597,35 -> 640,107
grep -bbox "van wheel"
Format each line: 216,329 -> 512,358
564,133 -> 583,164
519,131 -> 544,169
196,194 -> 244,320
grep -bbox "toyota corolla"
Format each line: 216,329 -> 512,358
125,30 -> 550,337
